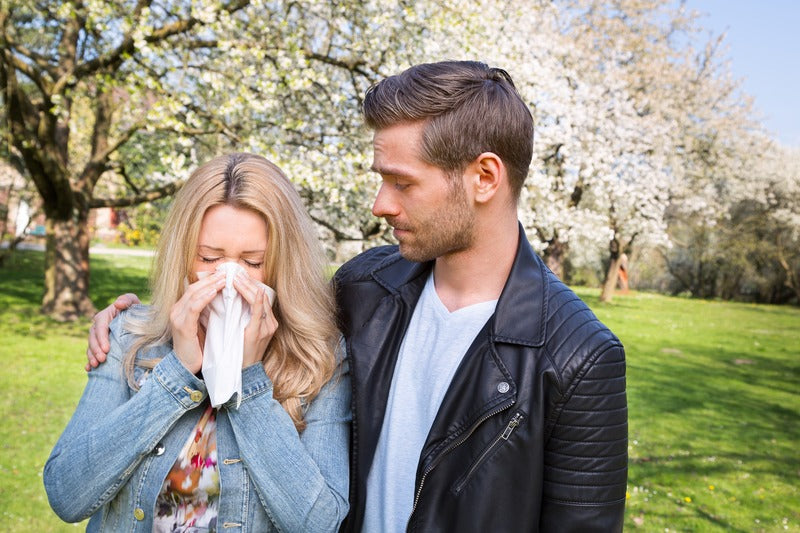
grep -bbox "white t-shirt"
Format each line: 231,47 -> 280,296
362,272 -> 498,533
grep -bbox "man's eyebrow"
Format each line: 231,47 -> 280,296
370,163 -> 410,177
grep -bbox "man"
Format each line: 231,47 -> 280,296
88,61 -> 627,531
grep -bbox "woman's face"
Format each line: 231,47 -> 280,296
193,204 -> 268,282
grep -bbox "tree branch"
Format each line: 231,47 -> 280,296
90,180 -> 184,208
4,38 -> 58,78
113,161 -> 141,194
303,50 -> 371,78
90,120 -> 148,174
2,45 -> 51,95
307,211 -> 363,242
62,0 -> 250,91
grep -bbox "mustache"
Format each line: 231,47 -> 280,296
385,217 -> 409,231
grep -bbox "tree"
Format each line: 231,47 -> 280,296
1,1 -> 242,319
770,145 -> 800,303
0,0 -> 455,320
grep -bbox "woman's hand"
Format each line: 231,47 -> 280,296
169,271 -> 226,374
234,271 -> 278,368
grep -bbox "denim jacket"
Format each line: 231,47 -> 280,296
45,306 -> 350,532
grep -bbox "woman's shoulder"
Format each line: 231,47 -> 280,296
110,304 -> 150,338
334,334 -> 348,368
326,335 -> 351,390
110,305 -> 171,359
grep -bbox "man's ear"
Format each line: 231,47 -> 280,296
470,152 -> 505,204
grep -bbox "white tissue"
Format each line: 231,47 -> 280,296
197,262 -> 276,408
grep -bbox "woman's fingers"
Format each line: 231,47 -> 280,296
170,271 -> 226,373
235,272 -> 278,367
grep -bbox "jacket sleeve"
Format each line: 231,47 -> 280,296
540,341 -> 628,532
225,342 -> 351,532
43,316 -> 207,523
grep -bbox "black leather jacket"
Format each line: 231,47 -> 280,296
334,227 -> 627,532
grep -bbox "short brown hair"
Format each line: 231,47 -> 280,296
363,60 -> 534,197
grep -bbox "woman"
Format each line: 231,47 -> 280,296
44,153 -> 350,532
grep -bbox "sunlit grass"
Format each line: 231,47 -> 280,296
0,250 -> 150,532
580,289 -> 800,532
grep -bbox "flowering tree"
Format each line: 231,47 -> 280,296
672,139 -> 800,303
769,146 -> 800,302
455,0 -> 687,294
1,0 -> 252,319
0,0 -> 453,319
3,0 -> 794,318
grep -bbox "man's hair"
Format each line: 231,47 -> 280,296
363,60 -> 534,198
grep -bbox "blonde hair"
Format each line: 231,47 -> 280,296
124,153 -> 337,431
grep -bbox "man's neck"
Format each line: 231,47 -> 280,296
432,217 -> 519,313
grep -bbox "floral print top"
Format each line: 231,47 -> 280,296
153,404 -> 220,532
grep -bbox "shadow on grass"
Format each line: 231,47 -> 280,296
89,255 -> 152,307
0,249 -> 151,311
626,336 -> 800,530
629,343 -> 800,433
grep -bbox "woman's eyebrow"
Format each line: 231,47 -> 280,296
197,245 -> 224,253
197,245 -> 265,254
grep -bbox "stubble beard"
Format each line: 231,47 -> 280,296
395,181 -> 475,263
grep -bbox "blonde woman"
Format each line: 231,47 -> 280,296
45,153 -> 350,532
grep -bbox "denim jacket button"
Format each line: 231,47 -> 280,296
189,390 -> 203,403
154,442 -> 165,456
133,507 -> 145,520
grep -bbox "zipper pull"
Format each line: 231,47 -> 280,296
501,413 -> 523,440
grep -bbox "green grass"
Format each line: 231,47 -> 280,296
0,250 -> 151,532
578,289 -> 800,532
1,250 -> 798,532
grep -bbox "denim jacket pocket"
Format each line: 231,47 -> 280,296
451,411 -> 525,495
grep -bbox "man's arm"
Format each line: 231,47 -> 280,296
85,293 -> 140,371
540,342 -> 628,532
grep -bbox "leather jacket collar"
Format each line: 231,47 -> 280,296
369,222 -> 548,347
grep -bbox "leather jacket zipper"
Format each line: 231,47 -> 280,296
452,412 -> 524,494
407,401 -> 514,530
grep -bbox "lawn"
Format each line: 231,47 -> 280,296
1,249 -> 798,532
0,250 -> 151,532
579,289 -> 800,532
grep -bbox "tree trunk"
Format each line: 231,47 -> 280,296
617,253 -> 629,293
776,245 -> 800,305
543,238 -> 568,281
600,257 -> 622,302
599,238 -> 621,303
41,214 -> 95,321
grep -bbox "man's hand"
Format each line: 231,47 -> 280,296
85,293 -> 141,371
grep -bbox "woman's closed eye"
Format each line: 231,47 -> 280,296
201,256 -> 262,269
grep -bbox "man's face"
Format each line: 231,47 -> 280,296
371,121 -> 475,262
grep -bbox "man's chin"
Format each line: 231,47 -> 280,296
397,243 -> 434,263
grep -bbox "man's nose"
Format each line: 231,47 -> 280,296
372,183 -> 399,218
